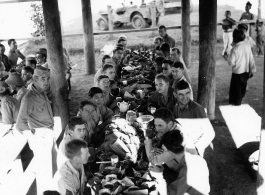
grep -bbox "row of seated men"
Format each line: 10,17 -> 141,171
49,27 -> 213,194
1,25 -> 214,195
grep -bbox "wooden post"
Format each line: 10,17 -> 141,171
197,0 -> 217,120
181,0 -> 191,68
81,0 -> 96,75
107,5 -> 114,35
258,0 -> 261,20
257,30 -> 265,195
42,0 -> 69,129
151,2 -> 156,30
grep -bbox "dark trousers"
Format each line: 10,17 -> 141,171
229,72 -> 249,106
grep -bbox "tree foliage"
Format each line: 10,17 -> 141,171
30,3 -> 45,37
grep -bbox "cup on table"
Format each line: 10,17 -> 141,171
111,155 -> 119,166
150,107 -> 156,115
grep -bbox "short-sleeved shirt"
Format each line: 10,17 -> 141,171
54,160 -> 86,195
7,49 -> 25,68
16,84 -> 54,131
163,34 -> 176,48
173,100 -> 206,119
0,95 -> 19,124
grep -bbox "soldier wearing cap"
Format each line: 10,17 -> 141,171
21,66 -> 34,90
36,48 -> 48,68
25,56 -> 37,69
5,71 -> 28,103
16,66 -> 54,194
238,23 -> 256,53
16,66 -> 53,132
0,81 -> 19,124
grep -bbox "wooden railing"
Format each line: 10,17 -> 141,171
0,19 -> 263,42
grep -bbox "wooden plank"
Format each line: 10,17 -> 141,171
0,0 -> 40,4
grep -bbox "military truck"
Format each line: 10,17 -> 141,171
96,0 -> 193,31
96,2 -> 161,31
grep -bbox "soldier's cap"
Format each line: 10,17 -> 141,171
118,35 -> 127,42
26,55 -> 36,61
36,48 -> 47,57
34,66 -> 50,77
238,23 -> 248,31
5,72 -> 25,87
0,81 -> 8,93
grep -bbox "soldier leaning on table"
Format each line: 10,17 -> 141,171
16,66 -> 55,194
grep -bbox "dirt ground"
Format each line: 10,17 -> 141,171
66,43 -> 264,195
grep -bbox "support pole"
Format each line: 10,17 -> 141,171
82,0 -> 96,74
181,0 -> 191,68
151,2 -> 156,29
197,0 -> 217,120
258,0 -> 261,20
42,0 -> 69,128
107,5 -> 114,35
257,17 -> 265,195
41,0 -> 69,194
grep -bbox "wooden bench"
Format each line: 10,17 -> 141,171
0,117 -> 63,195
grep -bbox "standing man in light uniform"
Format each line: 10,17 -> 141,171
16,66 -> 55,194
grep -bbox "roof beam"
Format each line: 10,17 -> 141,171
0,0 -> 40,4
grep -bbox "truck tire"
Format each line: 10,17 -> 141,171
131,14 -> 146,29
97,17 -> 108,31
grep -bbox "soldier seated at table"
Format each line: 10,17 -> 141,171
160,42 -> 171,59
93,55 -> 112,86
88,87 -> 114,125
145,108 -> 198,165
147,73 -> 176,112
173,80 -> 205,119
172,62 -> 193,100
54,139 -> 94,195
170,47 -> 192,84
57,116 -> 88,168
154,56 -> 164,74
21,66 -> 34,90
5,71 -> 28,103
102,64 -> 117,88
149,130 -> 210,195
0,81 -> 19,124
25,56 -> 37,69
162,59 -> 174,86
96,75 -> 117,110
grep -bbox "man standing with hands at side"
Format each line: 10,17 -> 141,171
16,66 -> 55,194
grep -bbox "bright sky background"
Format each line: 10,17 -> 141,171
0,0 -> 264,39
